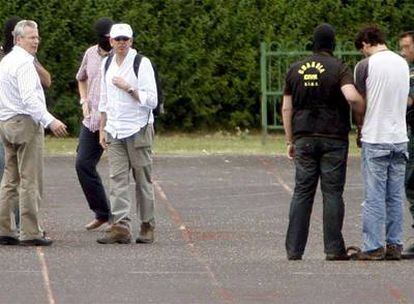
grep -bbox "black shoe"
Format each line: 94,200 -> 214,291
20,237 -> 53,246
287,254 -> 302,260
402,242 -> 414,259
326,252 -> 350,261
0,236 -> 20,245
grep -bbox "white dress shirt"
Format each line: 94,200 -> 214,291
99,48 -> 157,139
0,46 -> 55,127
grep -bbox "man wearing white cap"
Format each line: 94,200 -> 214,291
97,23 -> 157,244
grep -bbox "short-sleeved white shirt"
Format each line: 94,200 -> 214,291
355,50 -> 410,144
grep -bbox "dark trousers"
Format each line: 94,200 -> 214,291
405,126 -> 414,225
75,125 -> 110,221
285,137 -> 348,257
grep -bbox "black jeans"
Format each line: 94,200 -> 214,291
405,126 -> 414,225
75,125 -> 110,221
285,137 -> 348,257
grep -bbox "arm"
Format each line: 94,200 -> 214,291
341,84 -> 365,127
111,57 -> 157,108
78,79 -> 90,118
99,112 -> 107,149
17,62 -> 67,136
33,59 -> 51,88
282,94 -> 295,160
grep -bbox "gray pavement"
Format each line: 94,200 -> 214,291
0,155 -> 413,304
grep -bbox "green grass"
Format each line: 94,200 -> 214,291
45,132 -> 361,156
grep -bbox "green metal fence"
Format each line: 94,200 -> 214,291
260,42 -> 362,142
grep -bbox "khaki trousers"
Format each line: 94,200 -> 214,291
107,124 -> 155,231
0,115 -> 44,240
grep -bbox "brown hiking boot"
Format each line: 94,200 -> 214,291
136,222 -> 154,244
385,244 -> 402,260
97,224 -> 131,244
85,219 -> 107,231
350,247 -> 385,261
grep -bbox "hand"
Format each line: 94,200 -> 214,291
287,143 -> 295,160
99,130 -> 108,150
81,101 -> 90,119
49,119 -> 68,137
112,76 -> 129,91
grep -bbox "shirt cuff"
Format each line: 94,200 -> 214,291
41,112 -> 56,128
138,90 -> 147,106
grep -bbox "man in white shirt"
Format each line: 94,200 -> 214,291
0,20 -> 67,246
98,23 -> 157,244
352,26 -> 410,260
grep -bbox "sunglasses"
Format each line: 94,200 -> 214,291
114,36 -> 130,42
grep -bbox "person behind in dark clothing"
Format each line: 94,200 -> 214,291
282,23 -> 365,261
399,30 -> 414,258
75,17 -> 113,231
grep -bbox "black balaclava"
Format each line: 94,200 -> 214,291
94,17 -> 113,52
312,23 -> 336,53
3,16 -> 22,54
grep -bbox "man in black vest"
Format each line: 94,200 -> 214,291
282,24 -> 365,260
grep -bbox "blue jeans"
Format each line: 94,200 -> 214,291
285,137 -> 348,257
75,125 -> 110,221
361,142 -> 408,252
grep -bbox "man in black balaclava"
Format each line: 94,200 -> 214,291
312,23 -> 336,53
94,17 -> 113,52
75,18 -> 113,231
282,23 -> 365,261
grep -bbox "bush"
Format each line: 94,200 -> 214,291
1,0 -> 413,134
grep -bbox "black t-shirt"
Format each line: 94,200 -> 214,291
284,52 -> 353,140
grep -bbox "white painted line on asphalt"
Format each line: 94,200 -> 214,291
291,271 -> 371,276
154,180 -> 236,304
129,271 -> 209,275
1,270 -> 41,273
274,174 -> 293,194
36,247 -> 56,304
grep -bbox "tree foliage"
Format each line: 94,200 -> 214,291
0,0 -> 412,134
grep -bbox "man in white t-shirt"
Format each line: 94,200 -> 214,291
352,26 -> 410,260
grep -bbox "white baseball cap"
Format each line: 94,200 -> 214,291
110,23 -> 133,39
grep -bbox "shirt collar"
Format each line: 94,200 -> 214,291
13,45 -> 35,60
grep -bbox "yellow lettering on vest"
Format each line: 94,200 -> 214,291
304,74 -> 318,80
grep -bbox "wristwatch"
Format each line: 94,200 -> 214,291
127,87 -> 135,95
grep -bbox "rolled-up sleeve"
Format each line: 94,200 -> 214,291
76,50 -> 88,81
16,61 -> 55,127
137,57 -> 157,109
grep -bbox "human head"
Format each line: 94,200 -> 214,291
399,31 -> 414,64
3,16 -> 21,54
94,17 -> 113,52
13,20 -> 39,55
313,23 -> 336,53
354,26 -> 386,57
109,23 -> 133,56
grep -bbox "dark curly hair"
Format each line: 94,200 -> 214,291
354,26 -> 385,50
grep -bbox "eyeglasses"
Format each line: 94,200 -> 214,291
114,36 -> 130,42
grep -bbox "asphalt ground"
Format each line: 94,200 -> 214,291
0,154 -> 413,304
